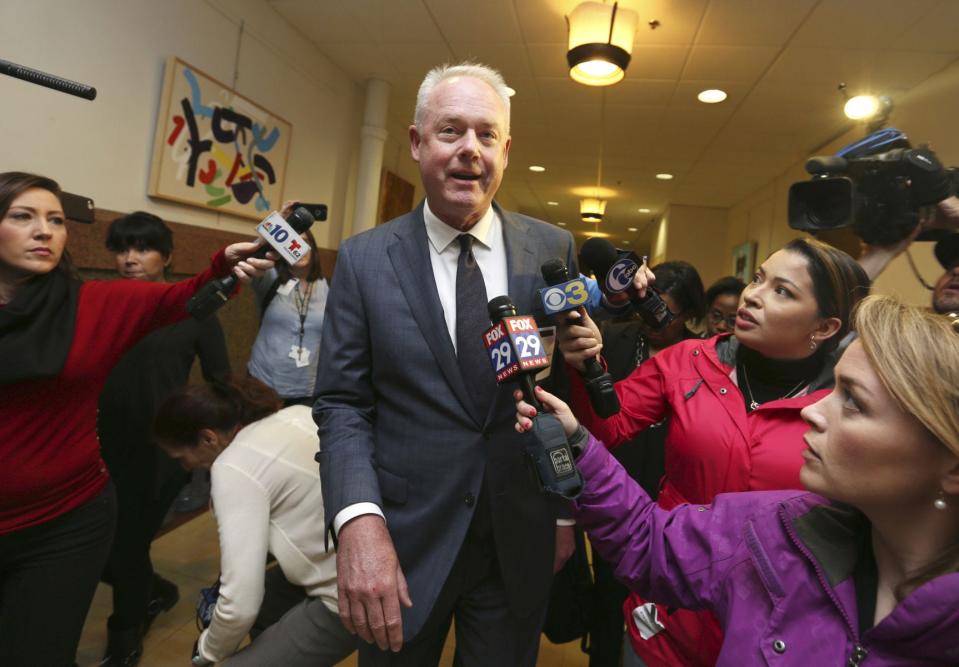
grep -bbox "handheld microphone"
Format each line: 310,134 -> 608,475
580,237 -> 675,331
540,259 -> 620,418
187,207 -> 314,320
485,296 -> 583,499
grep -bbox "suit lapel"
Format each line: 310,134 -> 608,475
500,204 -> 539,317
387,205 -> 485,427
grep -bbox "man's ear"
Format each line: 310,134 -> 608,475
409,125 -> 422,162
198,428 -> 219,450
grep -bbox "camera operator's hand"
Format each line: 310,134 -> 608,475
857,221 -> 925,282
514,386 -> 580,438
924,195 -> 959,231
556,308 -> 602,373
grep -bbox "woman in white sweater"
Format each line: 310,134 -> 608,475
154,377 -> 355,666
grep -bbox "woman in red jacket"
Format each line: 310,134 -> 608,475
0,171 -> 273,667
560,238 -> 870,667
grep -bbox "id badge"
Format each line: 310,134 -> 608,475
289,345 -> 311,368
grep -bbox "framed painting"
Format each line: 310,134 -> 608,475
149,57 -> 291,220
732,241 -> 757,283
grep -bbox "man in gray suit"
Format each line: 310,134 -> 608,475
314,62 -> 577,665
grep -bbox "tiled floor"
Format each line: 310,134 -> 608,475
77,511 -> 591,666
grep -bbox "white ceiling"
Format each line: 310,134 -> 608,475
268,0 -> 959,245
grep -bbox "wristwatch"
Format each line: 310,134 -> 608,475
192,639 -> 214,666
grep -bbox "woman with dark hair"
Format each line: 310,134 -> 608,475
558,238 -> 870,666
248,201 -> 329,406
154,377 -> 353,667
588,260 -> 706,666
703,276 -> 746,337
0,171 -> 272,667
519,295 -> 959,665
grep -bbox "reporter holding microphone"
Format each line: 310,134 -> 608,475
559,237 -> 870,666
0,171 -> 276,667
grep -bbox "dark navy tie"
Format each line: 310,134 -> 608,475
456,234 -> 497,416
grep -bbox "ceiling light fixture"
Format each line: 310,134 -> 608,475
638,207 -> 650,213
697,89 -> 727,104
627,227 -> 638,232
529,165 -> 546,172
547,201 -> 559,206
566,1 -> 638,87
655,173 -> 673,180
580,197 -> 607,223
557,221 -> 567,226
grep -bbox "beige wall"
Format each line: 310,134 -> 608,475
1,0 -> 361,248
652,204 -> 729,286
726,60 -> 959,306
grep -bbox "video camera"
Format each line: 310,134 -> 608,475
788,128 -> 957,245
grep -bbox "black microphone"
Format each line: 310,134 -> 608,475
485,296 -> 583,499
187,207 -> 314,320
0,59 -> 97,100
580,237 -> 674,331
540,259 -> 620,417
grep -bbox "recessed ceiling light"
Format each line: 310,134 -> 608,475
529,165 -> 546,172
622,240 -> 631,244
697,88 -> 727,104
638,208 -> 651,213
627,227 -> 638,232
655,173 -> 673,180
547,201 -> 559,206
556,221 -> 567,226
505,86 -> 516,97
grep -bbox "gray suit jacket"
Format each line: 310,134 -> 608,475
314,201 -> 577,640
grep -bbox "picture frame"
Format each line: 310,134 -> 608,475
732,241 -> 757,283
148,57 -> 291,220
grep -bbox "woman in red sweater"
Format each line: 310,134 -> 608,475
0,172 -> 273,667
561,238 -> 870,666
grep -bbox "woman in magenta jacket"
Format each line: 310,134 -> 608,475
560,238 -> 870,665
518,295 -> 959,665
0,172 -> 273,666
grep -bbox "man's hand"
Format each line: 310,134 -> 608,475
553,525 -> 575,573
335,514 -> 413,652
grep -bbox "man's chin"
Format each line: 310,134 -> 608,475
934,296 -> 959,314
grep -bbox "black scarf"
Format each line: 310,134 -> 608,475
0,271 -> 81,384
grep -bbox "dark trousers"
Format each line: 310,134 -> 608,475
588,554 -> 629,667
100,456 -> 186,631
358,494 -> 547,667
0,483 -> 117,667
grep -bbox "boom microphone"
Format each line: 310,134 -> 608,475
540,259 -> 620,417
0,59 -> 97,100
580,237 -> 674,330
187,207 -> 314,320
484,296 -> 583,499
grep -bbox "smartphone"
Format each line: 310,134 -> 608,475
62,190 -> 95,224
293,202 -> 328,222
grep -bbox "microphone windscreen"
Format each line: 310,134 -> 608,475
580,237 -> 620,277
487,295 -> 516,321
541,258 -> 569,285
289,207 -> 315,232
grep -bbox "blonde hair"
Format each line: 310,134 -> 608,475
855,294 -> 959,596
414,62 -> 511,134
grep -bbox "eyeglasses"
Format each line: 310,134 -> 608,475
708,309 -> 737,328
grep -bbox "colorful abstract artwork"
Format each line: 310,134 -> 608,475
149,57 -> 291,220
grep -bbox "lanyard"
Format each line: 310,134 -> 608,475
292,280 -> 315,352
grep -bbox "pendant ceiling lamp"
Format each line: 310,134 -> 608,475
566,1 -> 639,87
580,197 -> 607,223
